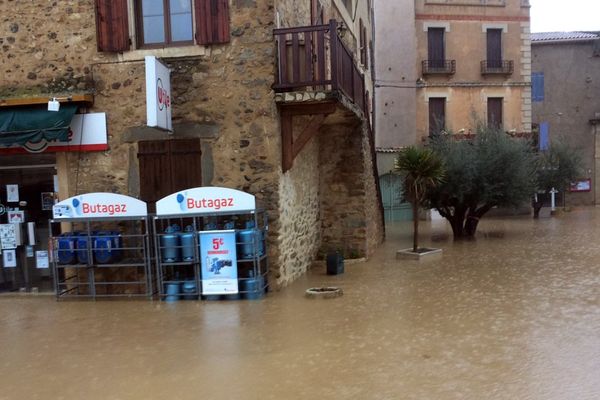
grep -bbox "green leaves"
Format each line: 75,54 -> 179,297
394,146 -> 445,204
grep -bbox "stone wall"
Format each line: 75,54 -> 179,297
277,137 -> 321,286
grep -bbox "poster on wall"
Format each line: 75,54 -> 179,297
6,185 -> 19,203
36,251 -> 49,269
569,179 -> 591,192
199,230 -> 238,295
7,211 -> 24,223
0,224 -> 18,249
41,192 -> 55,211
3,249 -> 17,268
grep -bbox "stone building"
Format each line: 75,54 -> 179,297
0,0 -> 383,291
531,31 -> 600,205
373,0 -> 532,220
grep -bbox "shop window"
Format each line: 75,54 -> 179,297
94,0 -> 230,52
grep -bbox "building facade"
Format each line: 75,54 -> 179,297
374,0 -> 532,215
532,32 -> 600,205
0,0 -> 383,291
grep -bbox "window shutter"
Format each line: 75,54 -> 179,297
487,29 -> 502,68
539,122 -> 549,151
532,72 -> 544,102
428,28 -> 445,68
95,0 -> 130,52
195,0 -> 231,45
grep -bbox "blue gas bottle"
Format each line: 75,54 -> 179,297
241,270 -> 264,300
94,231 -> 121,264
57,232 -> 78,264
161,225 -> 181,262
180,225 -> 195,261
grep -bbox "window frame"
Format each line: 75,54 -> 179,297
134,0 -> 195,49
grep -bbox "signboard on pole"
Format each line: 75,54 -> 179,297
199,230 -> 239,295
52,193 -> 148,219
145,56 -> 172,131
156,187 -> 256,216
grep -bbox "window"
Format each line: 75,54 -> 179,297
486,29 -> 503,68
429,97 -> 446,136
428,28 -> 445,68
487,97 -> 503,129
94,0 -> 230,52
136,0 -> 194,47
532,72 -> 544,102
359,18 -> 368,69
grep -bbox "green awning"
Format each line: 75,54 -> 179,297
0,104 -> 78,146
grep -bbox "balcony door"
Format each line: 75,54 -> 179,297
428,28 -> 445,69
487,29 -> 503,68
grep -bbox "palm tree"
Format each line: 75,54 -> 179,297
395,146 -> 445,252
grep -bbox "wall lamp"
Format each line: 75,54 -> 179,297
47,96 -> 73,112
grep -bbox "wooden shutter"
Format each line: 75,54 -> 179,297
428,28 -> 445,68
429,98 -> 445,136
138,139 -> 202,212
195,0 -> 230,45
95,0 -> 130,52
487,98 -> 503,129
532,72 -> 544,102
359,19 -> 366,66
487,29 -> 502,68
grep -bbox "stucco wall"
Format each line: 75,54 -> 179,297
532,40 -> 600,206
374,0 -> 417,148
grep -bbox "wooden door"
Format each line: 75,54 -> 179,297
138,139 -> 202,212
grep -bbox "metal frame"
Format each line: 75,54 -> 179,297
50,216 -> 152,300
153,208 -> 268,301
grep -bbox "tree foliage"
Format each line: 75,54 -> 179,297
427,125 -> 537,238
395,146 -> 445,252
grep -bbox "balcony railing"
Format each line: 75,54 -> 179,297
422,60 -> 456,75
481,60 -> 514,75
273,20 -> 366,114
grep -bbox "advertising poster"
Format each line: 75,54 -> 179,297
7,211 -> 24,223
0,224 -> 18,249
3,249 -> 16,268
36,251 -> 49,269
6,185 -> 19,203
199,230 -> 238,295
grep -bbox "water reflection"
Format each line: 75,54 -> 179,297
0,209 -> 599,399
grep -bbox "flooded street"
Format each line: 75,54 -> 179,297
1,208 -> 599,400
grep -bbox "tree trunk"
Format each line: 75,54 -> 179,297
532,201 -> 543,218
464,215 -> 479,236
412,201 -> 419,252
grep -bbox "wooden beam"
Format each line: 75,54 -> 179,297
0,94 -> 94,108
292,115 -> 325,158
281,110 -> 294,173
278,101 -> 336,116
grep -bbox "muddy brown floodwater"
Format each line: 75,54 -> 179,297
1,208 -> 599,400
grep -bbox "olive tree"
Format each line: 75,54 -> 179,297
427,126 -> 537,238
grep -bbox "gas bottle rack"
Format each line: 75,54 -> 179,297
50,216 -> 152,300
153,209 -> 268,301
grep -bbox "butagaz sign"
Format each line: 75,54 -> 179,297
53,193 -> 148,219
145,56 -> 172,131
156,187 -> 256,216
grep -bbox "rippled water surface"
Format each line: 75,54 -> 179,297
1,209 -> 599,399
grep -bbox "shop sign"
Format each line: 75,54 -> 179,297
156,187 -> 256,216
0,113 -> 108,154
145,56 -> 172,131
569,178 -> 591,192
199,230 -> 239,295
52,193 -> 148,219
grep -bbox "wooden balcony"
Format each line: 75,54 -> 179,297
481,60 -> 514,75
273,20 -> 366,115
